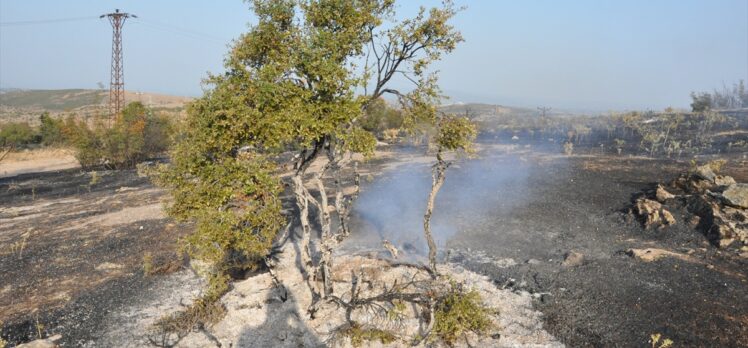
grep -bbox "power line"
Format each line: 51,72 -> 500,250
0,16 -> 98,26
0,15 -> 229,46
131,18 -> 227,45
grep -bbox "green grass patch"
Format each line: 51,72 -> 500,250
341,324 -> 397,347
433,283 -> 493,345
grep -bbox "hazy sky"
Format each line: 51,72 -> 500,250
1,0 -> 746,111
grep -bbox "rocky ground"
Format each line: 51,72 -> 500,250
2,145 -> 748,347
93,242 -> 563,348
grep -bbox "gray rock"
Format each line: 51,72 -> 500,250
655,184 -> 675,202
17,334 -> 62,348
694,164 -> 716,181
722,184 -> 748,208
714,175 -> 737,187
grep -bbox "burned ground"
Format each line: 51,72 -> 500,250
339,146 -> 748,347
441,153 -> 748,347
1,147 -> 748,347
0,168 -> 190,346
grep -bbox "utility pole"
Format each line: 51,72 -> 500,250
101,9 -> 136,123
537,106 -> 552,118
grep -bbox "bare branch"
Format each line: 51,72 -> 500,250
0,146 -> 13,163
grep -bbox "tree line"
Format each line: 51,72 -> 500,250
0,101 -> 174,169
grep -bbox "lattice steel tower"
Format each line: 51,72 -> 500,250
101,9 -> 136,120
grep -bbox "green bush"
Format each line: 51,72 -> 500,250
0,122 -> 38,148
39,112 -> 65,146
341,324 -> 396,347
433,283 -> 493,345
690,92 -> 713,112
359,97 -> 404,136
69,102 -> 173,169
67,119 -> 104,169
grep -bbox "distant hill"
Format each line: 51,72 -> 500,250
0,89 -> 192,123
439,103 -> 537,121
437,102 -> 591,135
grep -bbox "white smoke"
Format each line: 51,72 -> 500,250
341,151 -> 534,260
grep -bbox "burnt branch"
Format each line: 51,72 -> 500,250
423,150 -> 450,275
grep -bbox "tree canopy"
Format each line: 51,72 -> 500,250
160,0 -> 466,278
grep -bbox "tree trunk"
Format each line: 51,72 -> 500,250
333,159 -> 348,238
315,159 -> 334,297
337,160 -> 360,239
291,144 -> 322,282
423,151 -> 448,275
292,173 -> 314,277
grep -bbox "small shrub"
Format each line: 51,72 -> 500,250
0,122 -> 38,148
66,118 -> 103,169
68,102 -> 173,169
650,333 -> 673,348
341,324 -> 396,347
143,252 -> 154,276
387,300 -> 407,321
433,283 -> 493,345
88,171 -> 100,186
143,252 -> 183,277
707,159 -> 727,173
359,97 -> 404,138
39,113 -> 65,146
690,92 -> 713,112
34,313 -> 44,339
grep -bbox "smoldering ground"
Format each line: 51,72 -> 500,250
340,148 -> 542,262
342,147 -> 748,347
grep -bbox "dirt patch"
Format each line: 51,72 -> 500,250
71,203 -> 165,229
1,148 -> 79,178
625,248 -> 693,262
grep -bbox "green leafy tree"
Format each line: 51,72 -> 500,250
159,0 -> 464,304
423,115 -> 476,272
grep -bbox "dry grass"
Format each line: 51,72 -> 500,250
3,147 -> 75,162
147,273 -> 229,346
143,252 -> 184,277
1,147 -> 79,178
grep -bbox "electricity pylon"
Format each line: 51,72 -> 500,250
101,9 -> 136,122
537,106 -> 552,118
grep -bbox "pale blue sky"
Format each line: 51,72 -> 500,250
1,0 -> 746,111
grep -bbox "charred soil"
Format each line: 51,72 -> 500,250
442,153 -> 748,347
0,168 -> 189,346
2,147 -> 748,347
